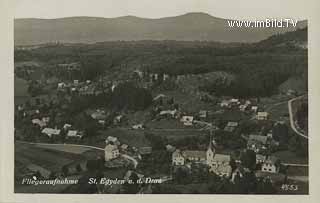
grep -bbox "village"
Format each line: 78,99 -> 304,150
14,49 -> 308,194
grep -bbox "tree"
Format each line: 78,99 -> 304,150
240,150 -> 256,171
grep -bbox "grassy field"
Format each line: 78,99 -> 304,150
272,150 -> 308,164
15,142 -> 86,172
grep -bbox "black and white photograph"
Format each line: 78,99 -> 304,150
7,0 -> 313,196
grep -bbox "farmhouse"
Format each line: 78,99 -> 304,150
106,136 -> 119,145
183,150 -> 206,162
256,112 -> 269,120
67,130 -> 82,138
41,128 -> 61,137
180,116 -> 194,126
132,124 -> 144,130
199,110 -> 208,119
91,109 -> 107,120
220,100 -> 231,108
172,150 -> 185,166
104,144 -> 120,161
261,156 -> 280,173
32,118 -> 46,128
251,106 -> 258,113
256,154 -> 267,164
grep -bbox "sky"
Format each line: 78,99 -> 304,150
14,0 -> 309,20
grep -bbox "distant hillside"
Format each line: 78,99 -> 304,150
14,13 -> 307,45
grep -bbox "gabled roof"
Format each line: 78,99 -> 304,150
183,150 -> 206,159
41,128 -> 60,136
213,154 -> 231,163
105,144 -> 118,152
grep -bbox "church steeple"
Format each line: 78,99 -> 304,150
206,130 -> 216,163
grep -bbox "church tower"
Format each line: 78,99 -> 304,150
206,131 -> 216,165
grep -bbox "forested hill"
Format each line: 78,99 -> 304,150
14,28 -> 307,97
15,13 -> 307,45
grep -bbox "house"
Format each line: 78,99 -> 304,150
63,123 -> 72,130
159,110 -> 177,118
32,118 -> 46,128
184,150 -> 206,162
224,121 -> 238,132
199,110 -> 208,119
230,98 -> 240,105
172,149 -> 206,165
104,144 -> 120,161
247,134 -> 268,153
239,104 -> 248,112
67,130 -> 82,138
113,115 -> 123,125
91,109 -> 107,120
98,120 -> 106,126
256,154 -> 266,164
166,144 -> 176,153
172,150 -> 185,166
106,136 -> 118,144
206,142 -> 232,177
180,116 -> 194,126
57,82 -> 66,89
220,100 -> 231,108
256,112 -> 269,120
251,106 -> 258,113
132,124 -> 144,130
41,128 -> 61,138
261,156 -> 280,173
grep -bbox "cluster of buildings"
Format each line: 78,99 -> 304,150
172,140 -> 232,177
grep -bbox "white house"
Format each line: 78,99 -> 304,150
67,130 -> 82,138
132,124 -> 144,130
261,156 -> 280,173
256,154 -> 266,164
63,123 -> 72,130
256,112 -> 269,120
41,128 -> 61,138
220,100 -> 231,108
172,150 -> 185,166
106,136 -> 118,144
180,116 -> 194,126
251,106 -> 258,113
104,144 -> 120,161
32,119 -> 46,128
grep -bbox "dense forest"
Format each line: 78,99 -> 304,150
14,28 -> 307,98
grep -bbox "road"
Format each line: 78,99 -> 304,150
288,96 -> 308,139
16,141 -> 138,168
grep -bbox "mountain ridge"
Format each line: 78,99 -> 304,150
15,12 -> 307,45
